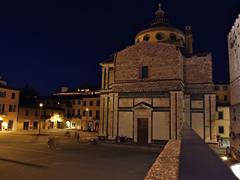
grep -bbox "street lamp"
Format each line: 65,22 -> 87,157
86,108 -> 89,131
38,103 -> 43,135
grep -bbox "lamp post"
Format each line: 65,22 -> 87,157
38,103 -> 43,135
86,108 -> 89,131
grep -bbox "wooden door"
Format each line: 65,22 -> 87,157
138,118 -> 148,143
23,122 -> 29,130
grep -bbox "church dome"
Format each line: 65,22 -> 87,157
135,4 -> 185,48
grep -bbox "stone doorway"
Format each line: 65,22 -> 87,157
8,120 -> 13,130
23,121 -> 29,130
33,121 -> 38,129
137,118 -> 148,143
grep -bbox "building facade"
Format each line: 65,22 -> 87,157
43,88 -> 100,131
69,96 -> 100,131
214,84 -> 230,142
0,78 -> 20,130
99,4 -> 216,143
17,105 -> 65,130
228,14 -> 240,158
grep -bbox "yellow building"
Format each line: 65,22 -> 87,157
214,84 -> 230,144
69,96 -> 100,131
43,88 -> 100,131
215,84 -> 230,105
215,106 -> 230,139
18,105 -> 65,130
0,78 -> 20,130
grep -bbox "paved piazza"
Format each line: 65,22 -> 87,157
0,130 -> 161,180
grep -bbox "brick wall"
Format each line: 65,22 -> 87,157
115,42 -> 184,82
184,54 -> 213,84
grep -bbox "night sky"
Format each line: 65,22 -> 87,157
0,0 -> 240,95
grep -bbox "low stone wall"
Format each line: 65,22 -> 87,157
145,140 -> 181,180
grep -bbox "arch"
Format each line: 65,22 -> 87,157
155,32 -> 164,41
170,33 -> 177,42
143,34 -> 150,41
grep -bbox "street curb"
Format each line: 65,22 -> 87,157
98,142 -> 164,152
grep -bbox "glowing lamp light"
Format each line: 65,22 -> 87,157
86,108 -> 89,112
50,114 -> 63,122
2,122 -> 8,130
66,121 -> 71,128
39,103 -> 43,108
221,156 -> 228,161
230,163 -> 240,179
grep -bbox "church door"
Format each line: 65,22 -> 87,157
138,118 -> 148,143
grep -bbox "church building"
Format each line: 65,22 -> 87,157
99,4 -> 216,143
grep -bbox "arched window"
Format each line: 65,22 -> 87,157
143,34 -> 150,41
156,33 -> 163,41
170,33 -> 177,42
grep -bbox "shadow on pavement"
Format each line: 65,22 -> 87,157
0,158 -> 46,168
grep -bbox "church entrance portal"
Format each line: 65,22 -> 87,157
137,118 -> 148,143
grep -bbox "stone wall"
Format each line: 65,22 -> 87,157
115,42 -> 184,82
113,80 -> 184,92
145,140 -> 180,180
228,14 -> 240,160
184,54 -> 213,84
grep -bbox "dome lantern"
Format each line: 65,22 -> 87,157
151,3 -> 169,27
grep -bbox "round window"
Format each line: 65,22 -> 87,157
170,33 -> 177,42
156,33 -> 163,41
143,34 -> 150,41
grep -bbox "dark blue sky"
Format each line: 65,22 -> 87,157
0,0 -> 240,95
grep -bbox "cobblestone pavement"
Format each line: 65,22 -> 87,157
0,130 -> 161,180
